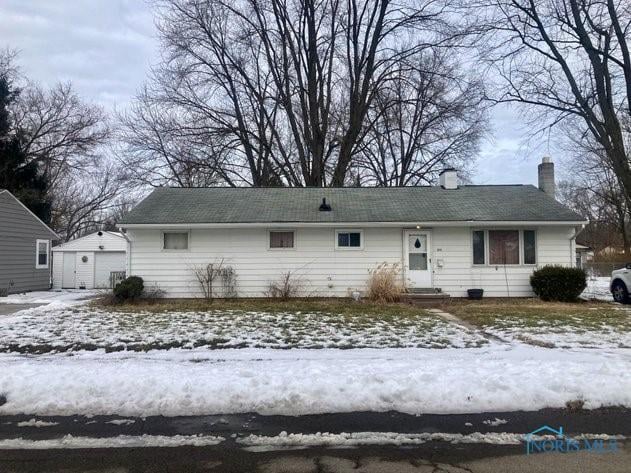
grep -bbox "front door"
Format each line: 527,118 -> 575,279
404,231 -> 432,288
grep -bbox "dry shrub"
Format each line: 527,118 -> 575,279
265,271 -> 302,300
192,259 -> 238,300
367,262 -> 403,303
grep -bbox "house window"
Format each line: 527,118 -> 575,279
269,231 -> 295,249
523,230 -> 537,264
336,230 -> 362,249
35,239 -> 49,269
472,230 -> 485,265
472,230 -> 536,265
489,230 -> 519,265
163,232 -> 189,250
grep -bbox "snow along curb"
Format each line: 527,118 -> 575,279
0,432 -> 624,450
0,434 -> 224,449
1,346 -> 631,417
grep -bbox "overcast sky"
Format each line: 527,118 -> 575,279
0,0 -> 558,186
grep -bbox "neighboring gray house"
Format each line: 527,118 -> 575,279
0,189 -> 58,294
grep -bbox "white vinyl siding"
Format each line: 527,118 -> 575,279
433,226 -> 573,297
128,227 -> 398,298
126,225 -> 575,298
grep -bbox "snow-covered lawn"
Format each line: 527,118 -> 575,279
1,346 -> 630,417
0,304 -> 488,353
1,290 -> 630,418
0,290 -> 99,305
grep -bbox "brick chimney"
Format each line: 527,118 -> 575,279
538,156 -> 555,197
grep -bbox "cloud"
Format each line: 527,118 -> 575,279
0,0 -> 157,110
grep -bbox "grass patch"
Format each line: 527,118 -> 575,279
443,298 -> 627,328
93,297 -> 433,319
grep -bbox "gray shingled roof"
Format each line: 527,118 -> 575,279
118,186 -> 585,225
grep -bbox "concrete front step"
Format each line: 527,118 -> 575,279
406,287 -> 442,294
401,292 -> 451,305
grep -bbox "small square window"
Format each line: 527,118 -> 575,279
336,231 -> 362,248
163,232 -> 189,250
270,231 -> 295,249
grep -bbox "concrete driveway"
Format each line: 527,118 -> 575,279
0,303 -> 42,316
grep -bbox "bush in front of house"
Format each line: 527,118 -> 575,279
530,265 -> 586,302
367,262 -> 403,303
114,276 -> 145,302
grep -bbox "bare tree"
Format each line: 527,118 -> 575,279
50,163 -> 128,241
559,126 -> 631,254
357,51 -> 486,186
477,0 -> 631,208
121,0 -> 464,187
1,51 -> 123,238
11,82 -> 109,189
117,90 -> 231,188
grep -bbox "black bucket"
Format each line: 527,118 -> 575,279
467,288 -> 484,300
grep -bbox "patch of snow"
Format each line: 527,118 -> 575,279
0,306 -> 487,352
464,422 -> 473,427
0,434 -> 224,449
482,418 -> 508,426
106,419 -> 136,425
237,431 -> 626,450
0,346 -> 630,417
581,277 -> 612,302
0,290 -> 99,305
15,418 -> 59,428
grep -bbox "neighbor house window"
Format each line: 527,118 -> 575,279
472,231 -> 485,265
523,230 -> 537,264
472,230 -> 536,265
163,232 -> 189,250
336,230 -> 362,249
35,239 -> 49,269
269,231 -> 295,249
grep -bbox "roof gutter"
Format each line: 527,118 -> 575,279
118,220 -> 588,230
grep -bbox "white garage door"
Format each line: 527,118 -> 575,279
94,252 -> 126,288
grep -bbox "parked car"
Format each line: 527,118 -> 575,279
610,264 -> 631,303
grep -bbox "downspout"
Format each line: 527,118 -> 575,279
120,228 -> 131,277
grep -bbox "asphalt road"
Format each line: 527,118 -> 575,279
2,442 -> 629,473
1,408 -> 629,472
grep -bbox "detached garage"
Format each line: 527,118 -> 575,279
52,231 -> 127,289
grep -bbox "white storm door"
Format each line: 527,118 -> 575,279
404,231 -> 432,288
